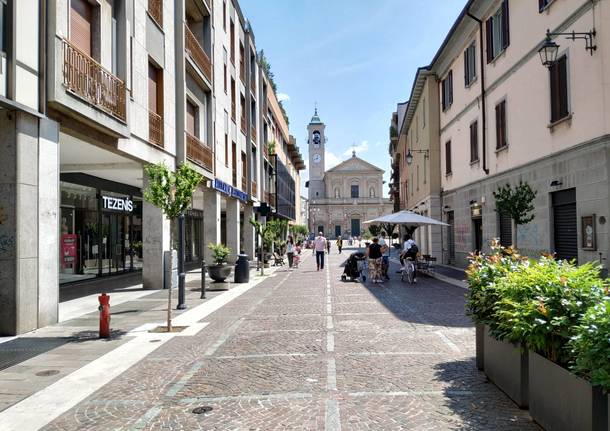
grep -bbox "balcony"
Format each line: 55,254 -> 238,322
148,111 -> 164,147
250,77 -> 256,94
148,0 -> 163,27
241,177 -> 247,192
185,25 -> 212,83
251,125 -> 257,142
252,181 -> 257,196
265,191 -> 276,208
62,39 -> 126,122
186,132 -> 213,172
240,116 -> 246,135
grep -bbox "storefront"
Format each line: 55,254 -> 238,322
59,173 -> 143,284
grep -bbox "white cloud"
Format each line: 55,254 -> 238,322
276,93 -> 290,102
343,141 -> 369,156
325,150 -> 342,169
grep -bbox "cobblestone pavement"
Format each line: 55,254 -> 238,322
41,249 -> 539,430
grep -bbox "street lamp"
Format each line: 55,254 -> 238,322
538,28 -> 596,67
405,148 -> 429,165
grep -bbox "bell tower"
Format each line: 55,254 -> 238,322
307,108 -> 326,201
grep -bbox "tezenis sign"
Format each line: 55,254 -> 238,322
102,196 -> 134,212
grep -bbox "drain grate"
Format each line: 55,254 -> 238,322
35,369 -> 60,377
192,406 -> 213,415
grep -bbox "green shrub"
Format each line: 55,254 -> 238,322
569,297 -> 610,391
207,243 -> 231,265
492,257 -> 606,365
465,239 -> 526,325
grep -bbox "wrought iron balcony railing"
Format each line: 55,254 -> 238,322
149,111 -> 164,147
62,39 -> 126,121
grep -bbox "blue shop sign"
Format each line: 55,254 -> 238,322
213,179 -> 248,202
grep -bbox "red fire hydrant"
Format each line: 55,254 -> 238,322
98,293 -> 110,338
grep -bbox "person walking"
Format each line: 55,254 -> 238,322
366,237 -> 384,284
378,232 -> 391,280
314,232 -> 327,271
326,238 -> 331,254
336,237 -> 343,254
286,236 -> 295,268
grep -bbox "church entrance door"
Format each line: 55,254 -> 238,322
351,219 -> 361,237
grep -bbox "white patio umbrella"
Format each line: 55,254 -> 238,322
364,210 -> 449,229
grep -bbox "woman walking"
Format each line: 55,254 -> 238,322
286,236 -> 295,268
366,237 -> 384,284
336,237 -> 343,254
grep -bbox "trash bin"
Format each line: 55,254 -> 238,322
234,253 -> 250,283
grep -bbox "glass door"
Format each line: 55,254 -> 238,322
101,213 -> 128,275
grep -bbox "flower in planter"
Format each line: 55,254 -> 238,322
569,297 -> 610,391
492,257 -> 606,366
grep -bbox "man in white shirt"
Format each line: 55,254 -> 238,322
314,232 -> 327,271
400,234 -> 418,282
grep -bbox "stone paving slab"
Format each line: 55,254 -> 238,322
3,249 -> 541,430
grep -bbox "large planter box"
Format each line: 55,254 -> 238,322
483,325 -> 528,408
529,351 -> 608,431
475,323 -> 484,371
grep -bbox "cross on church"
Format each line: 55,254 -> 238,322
351,142 -> 356,157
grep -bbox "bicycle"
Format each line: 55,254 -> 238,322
401,257 -> 416,284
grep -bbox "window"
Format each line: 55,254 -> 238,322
148,62 -> 162,115
230,78 -> 236,121
550,54 -> 569,123
416,165 -> 420,191
486,0 -> 510,62
240,93 -> 246,132
351,185 -> 359,198
186,100 -> 199,138
241,151 -> 247,181
369,187 -> 375,198
239,43 -> 245,82
441,70 -> 453,111
223,0 -> 226,30
464,41 -> 476,86
70,0 -> 93,56
422,98 -> 426,127
539,0 -> 554,12
224,134 -> 229,166
415,115 -> 419,142
470,121 -> 479,162
223,48 -> 228,93
445,141 -> 452,174
229,20 -> 235,64
495,100 -> 507,149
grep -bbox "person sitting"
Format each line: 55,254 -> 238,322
400,234 -> 419,283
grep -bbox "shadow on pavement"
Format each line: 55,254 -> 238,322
59,272 -> 144,303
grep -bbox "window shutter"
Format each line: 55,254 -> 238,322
70,0 -> 93,56
186,101 -> 197,136
448,70 -> 453,105
441,80 -> 446,111
464,50 -> 469,86
502,0 -> 510,49
486,18 -> 493,63
148,64 -> 159,113
558,55 -> 568,119
495,103 -> 501,149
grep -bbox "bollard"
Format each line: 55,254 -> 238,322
98,293 -> 110,338
201,260 -> 206,299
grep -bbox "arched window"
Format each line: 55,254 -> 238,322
369,187 -> 375,198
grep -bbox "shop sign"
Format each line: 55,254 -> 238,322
212,179 -> 248,202
102,195 -> 133,212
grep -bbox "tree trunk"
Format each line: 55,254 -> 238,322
512,219 -> 518,250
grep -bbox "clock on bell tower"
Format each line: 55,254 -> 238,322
307,107 -> 326,201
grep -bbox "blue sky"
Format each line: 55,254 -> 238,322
239,0 -> 465,196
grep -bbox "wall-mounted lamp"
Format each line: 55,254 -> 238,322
550,180 -> 563,187
469,200 -> 477,206
405,148 -> 430,165
539,28 -> 596,67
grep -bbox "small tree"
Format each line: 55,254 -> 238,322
290,224 -> 309,241
493,181 -> 537,249
144,162 -> 202,331
368,224 -> 381,237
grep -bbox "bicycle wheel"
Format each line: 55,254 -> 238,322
407,263 -> 415,284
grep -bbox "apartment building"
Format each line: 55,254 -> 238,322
0,0 -> 302,335
393,67 -> 442,260
390,0 -> 610,268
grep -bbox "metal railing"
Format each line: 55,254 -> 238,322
250,77 -> 256,94
186,132 -> 213,172
240,115 -> 246,134
185,25 -> 212,82
148,0 -> 163,27
241,176 -> 247,191
252,181 -> 257,196
149,111 -> 164,147
62,39 -> 126,121
251,125 -> 257,142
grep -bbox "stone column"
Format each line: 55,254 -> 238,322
225,197 -> 241,258
203,189 -> 221,262
0,112 -> 59,335
242,204 -> 255,259
142,173 -> 171,290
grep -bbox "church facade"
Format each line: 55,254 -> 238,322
307,111 -> 393,238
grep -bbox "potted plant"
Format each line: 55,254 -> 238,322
493,257 -> 607,426
207,243 -> 232,282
